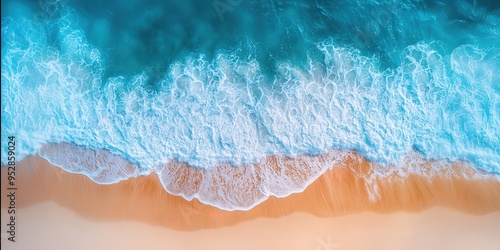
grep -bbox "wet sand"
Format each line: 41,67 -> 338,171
1,153 -> 500,249
2,203 -> 500,250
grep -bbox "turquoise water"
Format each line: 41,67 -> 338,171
1,0 -> 499,184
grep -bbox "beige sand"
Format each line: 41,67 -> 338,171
1,202 -> 500,250
1,154 -> 500,232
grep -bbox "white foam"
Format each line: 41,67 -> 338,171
39,143 -> 144,184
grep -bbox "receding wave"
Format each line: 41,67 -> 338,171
38,143 -> 495,211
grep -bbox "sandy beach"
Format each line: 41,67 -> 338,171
1,153 -> 500,249
2,203 -> 500,250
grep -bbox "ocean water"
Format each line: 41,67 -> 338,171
1,0 -> 500,210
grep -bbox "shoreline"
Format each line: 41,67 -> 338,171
1,153 -> 500,231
